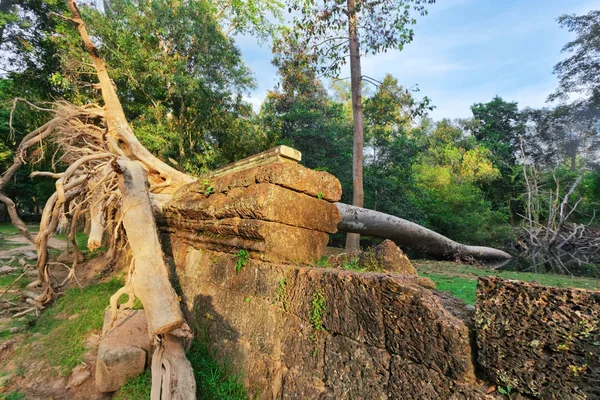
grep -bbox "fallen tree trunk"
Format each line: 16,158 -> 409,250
336,203 -> 512,264
115,159 -> 195,399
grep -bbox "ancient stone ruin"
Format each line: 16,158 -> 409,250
95,146 -> 599,399
477,277 -> 600,400
153,147 -> 481,398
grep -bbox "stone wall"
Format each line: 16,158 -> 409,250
476,277 -> 600,400
158,146 -> 600,399
158,150 -> 485,399
167,248 -> 482,399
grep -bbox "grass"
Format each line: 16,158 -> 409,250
114,369 -> 151,400
415,260 -> 600,305
23,278 -> 123,376
0,224 -> 19,236
53,232 -> 89,252
113,335 -> 249,400
187,337 -> 248,400
0,392 -> 25,400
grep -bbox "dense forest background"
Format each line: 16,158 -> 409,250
1,0 -> 599,275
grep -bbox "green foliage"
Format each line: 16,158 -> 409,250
550,10 -> 600,104
341,257 -> 361,271
1,392 -> 25,400
114,369 -> 152,400
187,336 -> 248,400
233,249 -> 249,273
498,385 -> 513,399
411,119 -> 513,246
309,289 -> 326,343
315,257 -> 331,268
285,0 -> 435,78
416,261 -> 600,305
275,278 -> 288,311
50,0 -> 271,175
24,278 -> 123,375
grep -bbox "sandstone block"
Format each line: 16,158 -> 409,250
374,239 -> 416,275
165,218 -> 330,264
167,183 -> 340,234
95,309 -> 151,393
476,276 -> 600,399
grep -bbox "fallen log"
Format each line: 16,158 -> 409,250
336,203 -> 512,264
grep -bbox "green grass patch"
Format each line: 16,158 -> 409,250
0,224 -> 19,236
0,391 -> 25,400
426,274 -> 478,305
187,336 -> 248,400
53,232 -> 89,252
416,260 -> 600,305
114,336 -> 249,400
114,369 -> 151,400
0,242 -> 27,251
0,274 -> 29,289
24,278 -> 123,375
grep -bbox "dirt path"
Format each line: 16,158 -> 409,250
0,233 -> 67,258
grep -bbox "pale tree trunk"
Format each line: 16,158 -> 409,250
64,2 -> 196,397
345,0 -> 364,251
114,160 -> 195,399
337,203 -> 512,265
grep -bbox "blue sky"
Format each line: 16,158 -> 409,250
234,0 -> 600,121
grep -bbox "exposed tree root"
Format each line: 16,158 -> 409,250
0,1 -> 197,397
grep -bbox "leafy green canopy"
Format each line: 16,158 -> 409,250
286,0 -> 434,78
411,119 -> 513,246
549,11 -> 600,104
53,0 -> 271,174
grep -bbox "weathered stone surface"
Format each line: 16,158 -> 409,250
201,161 -> 341,202
167,182 -> 339,233
326,241 -> 420,278
169,245 -> 482,399
381,276 -> 475,382
323,335 -> 390,399
476,277 -> 600,399
66,364 -> 91,389
374,239 -> 416,274
165,218 -> 330,264
95,309 -> 152,393
208,145 -> 302,178
254,162 -> 342,202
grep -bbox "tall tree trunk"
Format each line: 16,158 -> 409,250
345,0 -> 364,251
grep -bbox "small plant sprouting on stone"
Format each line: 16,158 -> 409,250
498,385 -> 513,399
234,249 -> 249,273
205,186 -> 214,195
342,256 -> 361,271
316,256 -> 331,268
275,278 -> 288,311
317,191 -> 323,200
244,297 -> 251,303
309,289 -> 326,352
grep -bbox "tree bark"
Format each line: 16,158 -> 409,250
345,0 -> 364,251
337,203 -> 512,264
116,159 -> 195,399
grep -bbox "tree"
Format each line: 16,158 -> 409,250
522,104 -> 600,170
363,74 -> 421,221
261,39 -> 354,202
409,119 -> 512,246
49,0 -> 273,175
287,0 -> 435,250
549,10 -> 600,105
470,96 -> 525,221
